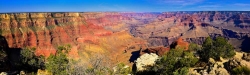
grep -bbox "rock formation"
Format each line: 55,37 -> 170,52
129,11 -> 250,49
0,12 -> 147,58
243,53 -> 250,61
140,46 -> 170,56
189,58 -> 230,75
189,52 -> 250,75
135,53 -> 159,71
1,12 -> 250,56
139,37 -> 189,56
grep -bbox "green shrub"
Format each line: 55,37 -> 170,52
200,37 -> 235,61
20,47 -> 45,71
232,66 -> 250,75
147,48 -> 198,75
114,63 -> 132,75
173,67 -> 189,75
45,45 -> 71,75
46,52 -> 68,75
188,43 -> 201,52
0,46 -> 7,62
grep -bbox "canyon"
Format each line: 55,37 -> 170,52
0,11 -> 250,68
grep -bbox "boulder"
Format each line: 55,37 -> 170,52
20,71 -> 25,75
135,53 -> 159,71
0,72 -> 7,75
208,63 -> 229,75
242,53 -> 250,61
37,69 -> 52,75
224,56 -> 250,74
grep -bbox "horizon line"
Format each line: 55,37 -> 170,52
0,10 -> 250,13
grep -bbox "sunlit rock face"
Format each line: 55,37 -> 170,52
1,11 -> 250,57
129,11 -> 250,51
0,12 -> 148,58
135,53 -> 159,71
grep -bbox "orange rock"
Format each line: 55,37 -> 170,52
170,37 -> 189,50
140,37 -> 189,56
140,46 -> 170,56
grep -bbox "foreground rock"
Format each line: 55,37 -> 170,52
190,52 -> 250,75
242,53 -> 250,61
189,58 -> 229,75
135,53 -> 159,71
224,52 -> 250,73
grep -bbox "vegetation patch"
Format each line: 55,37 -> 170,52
232,66 -> 250,75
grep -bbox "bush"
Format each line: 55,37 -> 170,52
188,43 -> 201,52
20,47 -> 45,71
0,45 -> 7,69
45,45 -> 71,75
173,67 -> 189,75
46,52 -> 68,75
232,66 -> 250,75
85,53 -> 112,75
114,63 -> 132,75
200,37 -> 235,61
146,48 -> 198,75
0,46 -> 6,61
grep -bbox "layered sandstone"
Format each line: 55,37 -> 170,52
0,12 -> 147,58
129,11 -> 250,51
1,11 -> 250,60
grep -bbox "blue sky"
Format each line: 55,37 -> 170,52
0,0 -> 250,12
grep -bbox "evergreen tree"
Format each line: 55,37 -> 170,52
45,45 -> 71,75
200,37 -> 235,61
20,47 -> 45,71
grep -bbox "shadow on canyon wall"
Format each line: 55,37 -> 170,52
129,50 -> 141,63
241,36 -> 250,52
0,35 -> 21,72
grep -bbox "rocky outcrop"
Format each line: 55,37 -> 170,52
0,72 -> 7,75
37,69 -> 52,75
222,52 -> 250,74
189,58 -> 230,75
170,37 -> 189,50
140,46 -> 170,56
135,53 -> 159,71
140,37 -> 189,56
207,58 -> 229,75
190,52 -> 250,75
243,53 -> 250,61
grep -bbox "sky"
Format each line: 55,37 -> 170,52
0,0 -> 250,12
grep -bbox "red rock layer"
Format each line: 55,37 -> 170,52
0,12 -> 141,57
140,37 -> 189,56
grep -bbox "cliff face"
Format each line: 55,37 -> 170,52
0,11 -> 250,57
129,11 -> 250,50
0,12 -> 148,58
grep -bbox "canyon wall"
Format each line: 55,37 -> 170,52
128,11 -> 250,51
0,12 -> 149,58
0,11 -> 250,57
